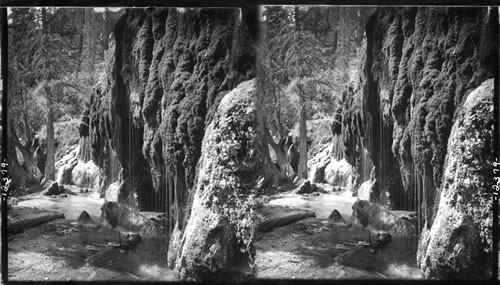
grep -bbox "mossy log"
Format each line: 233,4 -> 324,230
9,213 -> 65,234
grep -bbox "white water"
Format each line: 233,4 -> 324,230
269,185 -> 357,220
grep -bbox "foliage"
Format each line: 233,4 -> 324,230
8,8 -> 120,168
259,6 -> 373,142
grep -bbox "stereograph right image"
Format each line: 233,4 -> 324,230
2,5 -> 497,282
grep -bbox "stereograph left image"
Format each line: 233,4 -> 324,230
0,5 -> 498,282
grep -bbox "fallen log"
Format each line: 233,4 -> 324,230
8,213 -> 65,234
256,212 -> 316,232
255,205 -> 316,233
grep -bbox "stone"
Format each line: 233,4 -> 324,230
171,80 -> 269,280
311,183 -> 318,193
100,201 -> 164,237
122,233 -> 141,250
44,182 -> 63,196
351,200 -> 415,236
71,160 -> 103,191
324,158 -> 354,188
357,179 -> 374,201
77,210 -> 97,228
58,185 -> 66,193
55,146 -> 79,185
328,209 -> 346,224
105,180 -> 122,202
417,79 -> 494,279
295,180 -> 313,194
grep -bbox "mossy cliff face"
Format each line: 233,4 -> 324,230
342,7 -> 496,278
88,8 -> 255,212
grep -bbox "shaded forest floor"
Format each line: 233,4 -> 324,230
5,183 -> 423,281
254,185 -> 422,279
6,187 -> 177,281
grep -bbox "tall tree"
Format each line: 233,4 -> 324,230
260,6 -> 331,180
9,8 -> 87,181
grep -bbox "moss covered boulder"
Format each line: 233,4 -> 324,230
172,79 -> 271,280
417,79 -> 494,279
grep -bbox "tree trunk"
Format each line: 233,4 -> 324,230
45,98 -> 55,181
8,132 -> 31,189
20,90 -> 33,141
9,213 -> 65,234
272,86 -> 283,141
298,99 -> 308,179
256,209 -> 315,233
265,127 -> 295,178
7,119 -> 42,183
255,81 -> 285,185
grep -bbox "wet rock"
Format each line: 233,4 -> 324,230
87,7 -> 256,214
71,160 -> 103,191
100,201 -> 164,237
105,180 -> 122,202
295,180 -> 313,194
417,79 -> 494,279
55,146 -> 79,185
324,158 -> 354,188
77,210 -> 97,229
311,164 -> 326,183
357,178 -> 374,201
343,7 -> 496,209
122,233 -> 141,250
307,142 -> 332,183
328,209 -> 346,224
44,182 -> 64,196
58,185 -> 66,193
351,200 -> 415,236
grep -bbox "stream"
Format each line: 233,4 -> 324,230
255,185 -> 422,279
8,186 -> 177,281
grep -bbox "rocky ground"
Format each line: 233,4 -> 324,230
5,186 -> 177,282
4,182 -> 422,281
254,184 -> 422,279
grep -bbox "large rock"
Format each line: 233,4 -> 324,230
44,182 -> 64,196
171,80 -> 270,280
342,7 -> 496,211
417,79 -> 494,279
351,200 -> 415,236
328,209 -> 346,224
295,180 -> 313,194
87,8 -> 256,214
100,201 -> 164,237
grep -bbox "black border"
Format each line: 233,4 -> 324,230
0,1 -> 499,283
494,5 -> 499,280
1,0 -> 500,7
1,6 -> 7,285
